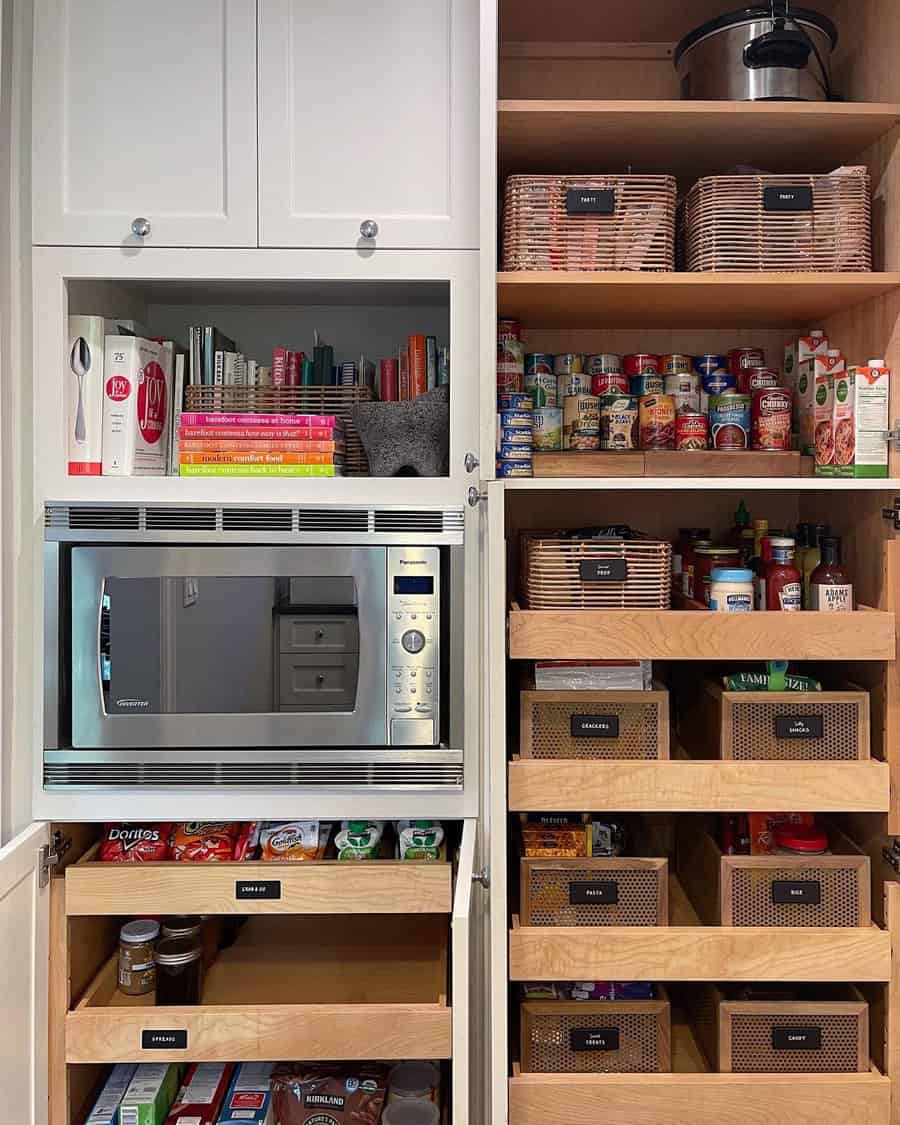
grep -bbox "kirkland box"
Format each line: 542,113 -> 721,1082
85,1064 -> 138,1125
216,1063 -> 275,1125
119,1064 -> 183,1125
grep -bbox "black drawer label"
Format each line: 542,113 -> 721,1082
566,188 -> 616,215
579,558 -> 627,582
570,1027 -> 620,1052
775,714 -> 824,739
142,1029 -> 188,1050
763,185 -> 813,212
569,880 -> 619,905
773,1026 -> 822,1051
772,879 -> 821,905
571,714 -> 620,739
236,879 -> 282,901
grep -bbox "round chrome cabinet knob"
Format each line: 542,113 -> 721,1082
359,219 -> 379,239
131,217 -> 151,237
401,629 -> 426,654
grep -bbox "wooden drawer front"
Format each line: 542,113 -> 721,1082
723,857 -> 869,928
278,654 -> 358,710
278,615 -> 359,654
521,858 -> 667,927
520,997 -> 670,1073
521,689 -> 669,761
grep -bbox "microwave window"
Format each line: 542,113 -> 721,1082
393,576 -> 434,595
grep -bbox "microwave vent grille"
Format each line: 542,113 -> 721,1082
145,506 -> 218,530
222,507 -> 293,532
46,505 -> 142,530
296,507 -> 370,533
375,510 -> 454,534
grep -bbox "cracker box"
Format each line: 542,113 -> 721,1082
833,362 -> 891,478
119,1064 -> 183,1125
165,1064 -> 233,1125
85,1064 -> 138,1125
216,1063 -> 274,1125
784,329 -> 828,401
102,336 -> 174,475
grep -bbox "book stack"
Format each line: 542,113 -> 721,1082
177,412 -> 347,477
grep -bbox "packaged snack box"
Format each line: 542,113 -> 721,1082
216,1063 -> 274,1125
85,1064 -> 137,1125
119,1064 -> 183,1125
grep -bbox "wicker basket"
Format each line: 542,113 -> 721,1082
502,175 -> 677,272
520,856 -> 668,927
520,531 -> 672,610
690,983 -> 869,1074
520,687 -> 669,761
681,170 -> 872,273
520,992 -> 671,1073
183,385 -> 374,475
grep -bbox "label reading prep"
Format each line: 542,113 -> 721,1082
772,1027 -> 822,1051
570,1027 -> 620,1052
763,185 -> 813,212
579,558 -> 628,582
569,880 -> 619,905
141,1029 -> 188,1050
566,189 -> 616,215
571,714 -> 620,739
774,714 -> 824,739
236,879 -> 282,901
772,879 -> 822,905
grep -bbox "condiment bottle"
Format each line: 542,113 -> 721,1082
765,537 -> 802,612
751,518 -> 769,562
754,536 -> 773,610
802,523 -> 829,607
118,919 -> 160,997
809,535 -> 853,612
794,524 -> 811,604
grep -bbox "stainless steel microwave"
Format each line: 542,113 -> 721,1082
44,504 -> 466,785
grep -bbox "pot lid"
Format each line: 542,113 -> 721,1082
674,5 -> 838,67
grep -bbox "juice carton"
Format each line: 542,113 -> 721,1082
832,361 -> 891,478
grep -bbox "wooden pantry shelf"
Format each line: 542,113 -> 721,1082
531,450 -> 809,479
498,100 -> 900,183
496,272 -> 900,329
507,605 -> 896,661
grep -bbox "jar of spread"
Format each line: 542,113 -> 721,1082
118,919 -> 160,996
162,915 -> 203,941
681,538 -> 713,599
773,825 -> 830,856
709,567 -> 754,613
154,936 -> 203,1005
694,547 -> 740,606
765,537 -> 802,612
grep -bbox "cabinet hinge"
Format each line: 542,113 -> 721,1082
881,498 -> 900,530
39,830 -> 72,888
472,866 -> 490,889
883,422 -> 900,451
882,839 -> 900,875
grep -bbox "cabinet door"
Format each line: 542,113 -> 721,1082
32,0 -> 258,247
452,818 -> 477,1123
258,0 -> 478,249
0,823 -> 50,1122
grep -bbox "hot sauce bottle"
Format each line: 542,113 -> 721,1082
809,535 -> 853,612
765,537 -> 802,612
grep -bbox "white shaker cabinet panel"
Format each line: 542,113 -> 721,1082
32,0 -> 258,247
258,0 -> 478,249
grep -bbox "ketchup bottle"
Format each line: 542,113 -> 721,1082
765,537 -> 802,612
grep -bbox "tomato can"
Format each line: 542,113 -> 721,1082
554,353 -> 584,377
624,353 -> 660,376
591,372 -> 629,397
709,391 -> 751,450
525,370 -> 558,407
661,353 -> 693,376
630,374 -> 664,398
752,387 -> 793,451
728,347 -> 766,378
497,392 -> 532,412
664,372 -> 700,412
639,395 -> 676,450
586,353 -> 623,376
563,394 -> 600,451
533,407 -> 563,451
694,354 -> 727,378
738,366 -> 780,395
675,408 -> 709,451
599,394 -> 638,451
497,334 -> 524,392
497,318 -> 521,343
558,373 -> 591,398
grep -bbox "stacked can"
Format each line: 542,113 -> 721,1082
497,391 -> 534,477
497,318 -> 524,393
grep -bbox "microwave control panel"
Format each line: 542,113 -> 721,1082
388,546 -> 440,746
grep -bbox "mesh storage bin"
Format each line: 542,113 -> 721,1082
681,170 -> 872,273
520,531 -> 672,610
184,385 -> 373,475
521,993 -> 671,1073
502,175 -> 677,272
520,857 -> 668,927
521,688 -> 669,761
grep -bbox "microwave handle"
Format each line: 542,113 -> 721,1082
95,578 -> 106,716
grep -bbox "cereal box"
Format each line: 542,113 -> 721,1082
832,362 -> 891,478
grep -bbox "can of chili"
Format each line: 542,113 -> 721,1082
675,408 -> 709,450
728,347 -> 766,378
591,371 -> 629,397
624,353 -> 660,376
738,366 -> 780,394
639,395 -> 676,450
751,386 -> 793,451
661,353 -> 693,376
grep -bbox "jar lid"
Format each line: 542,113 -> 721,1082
154,936 -> 202,967
120,919 -> 160,944
711,568 -> 753,583
695,547 -> 739,556
773,825 -> 829,853
769,537 -> 796,547
162,915 -> 203,937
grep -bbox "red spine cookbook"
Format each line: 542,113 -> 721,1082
286,350 -> 302,387
408,334 -> 427,398
272,347 -> 288,387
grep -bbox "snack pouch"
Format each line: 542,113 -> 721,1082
724,661 -> 821,692
270,1064 -> 387,1125
257,820 -> 331,861
100,823 -> 172,863
334,820 -> 384,860
395,820 -> 445,860
170,823 -> 243,862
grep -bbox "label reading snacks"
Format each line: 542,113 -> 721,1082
570,1027 -> 621,1052
142,1029 -> 188,1050
772,880 -> 822,905
236,879 -> 282,901
774,714 -> 824,739
569,880 -> 619,906
763,185 -> 813,212
579,558 -> 628,583
566,189 -> 616,215
571,714 -> 620,739
772,1027 -> 822,1051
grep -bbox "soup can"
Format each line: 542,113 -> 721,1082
699,370 -> 737,412
591,371 -> 629,397
554,353 -> 584,377
661,353 -> 693,376
558,372 -> 591,398
728,346 -> 766,377
525,370 -> 558,407
664,372 -> 700,412
709,391 -> 751,450
563,394 -> 600,451
497,335 -> 524,392
624,353 -> 660,376
496,460 -> 533,478
694,354 -> 728,378
498,409 -> 534,429
586,353 -> 623,376
525,353 -> 554,377
533,407 -> 563,451
752,387 -> 793,451
675,408 -> 709,451
497,392 -> 533,412
630,373 -> 664,398
600,394 -> 638,451
497,317 -> 521,343
738,366 -> 780,395
639,395 -> 676,450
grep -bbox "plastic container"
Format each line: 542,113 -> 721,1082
382,1101 -> 440,1125
709,567 -> 754,613
118,919 -> 159,996
388,1061 -> 441,1106
773,825 -> 830,856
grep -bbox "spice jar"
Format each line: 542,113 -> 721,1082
694,547 -> 740,606
773,825 -> 830,856
118,919 -> 160,997
709,567 -> 754,613
809,535 -> 853,613
154,936 -> 203,1005
764,537 -> 802,612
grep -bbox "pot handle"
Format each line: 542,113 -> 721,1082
744,24 -> 812,70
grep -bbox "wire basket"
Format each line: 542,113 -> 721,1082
502,175 -> 677,272
681,170 -> 872,272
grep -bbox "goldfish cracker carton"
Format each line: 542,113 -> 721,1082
784,329 -> 828,401
812,351 -> 845,475
833,361 -> 891,478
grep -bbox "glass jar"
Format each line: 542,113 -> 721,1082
118,918 -> 160,997
154,936 -> 203,1005
681,538 -> 713,599
773,825 -> 830,856
709,567 -> 754,613
694,547 -> 740,606
673,527 -> 711,594
161,915 -> 203,941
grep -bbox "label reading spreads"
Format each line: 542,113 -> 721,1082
571,713 -> 620,739
772,1026 -> 823,1051
763,185 -> 813,212
579,558 -> 628,583
774,714 -> 824,739
570,1027 -> 621,1052
771,879 -> 822,905
569,880 -> 619,906
141,1029 -> 188,1050
236,879 -> 282,901
566,189 -> 616,215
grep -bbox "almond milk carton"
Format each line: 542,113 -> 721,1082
813,350 -> 845,476
102,336 -> 173,475
833,360 -> 891,478
784,329 -> 828,398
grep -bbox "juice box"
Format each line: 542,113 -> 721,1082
85,1064 -> 138,1125
832,362 -> 891,478
119,1064 -> 183,1125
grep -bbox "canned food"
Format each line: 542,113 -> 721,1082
498,318 -> 521,342
600,395 -> 638,451
498,410 -> 534,429
524,370 -> 558,407
639,395 -> 676,450
738,366 -> 780,395
709,391 -> 751,450
699,370 -> 737,412
664,372 -> 700,412
591,372 -> 629,397
496,460 -> 533,478
694,354 -> 727,378
563,394 -> 600,451
525,353 -> 554,377
498,443 -> 534,461
553,353 -> 585,377
498,426 -> 534,446
630,374 -> 664,398
624,354 -> 659,376
497,392 -> 533,412
533,407 -> 563,451
661,353 -> 693,376
558,373 -> 591,398
752,387 -> 793,451
728,347 -> 766,378
497,335 -> 524,392
675,409 -> 709,451
586,353 -> 623,376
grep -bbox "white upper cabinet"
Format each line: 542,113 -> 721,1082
257,0 -> 478,250
32,0 -> 258,247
